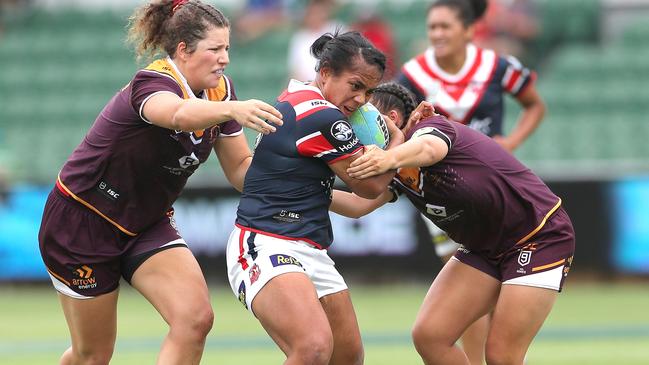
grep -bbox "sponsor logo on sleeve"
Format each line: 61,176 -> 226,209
331,120 -> 353,141
269,254 -> 303,268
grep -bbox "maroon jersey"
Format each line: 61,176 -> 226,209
394,115 -> 561,257
58,58 -> 241,235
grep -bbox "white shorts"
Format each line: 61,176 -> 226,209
421,213 -> 460,257
226,225 -> 348,313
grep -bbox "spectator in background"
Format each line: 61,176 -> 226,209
233,0 -> 294,43
287,0 -> 344,81
473,0 -> 539,59
351,10 -> 398,80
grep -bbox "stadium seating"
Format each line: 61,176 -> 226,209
0,1 -> 647,184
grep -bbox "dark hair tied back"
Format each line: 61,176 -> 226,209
429,0 -> 488,27
310,29 -> 386,77
370,82 -> 417,127
128,0 -> 230,60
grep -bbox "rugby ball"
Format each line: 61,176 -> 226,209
348,102 -> 390,149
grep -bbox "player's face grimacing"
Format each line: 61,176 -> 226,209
426,6 -> 473,59
179,26 -> 230,92
319,60 -> 383,117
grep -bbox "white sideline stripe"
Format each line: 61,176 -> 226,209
48,273 -> 93,300
503,266 -> 564,291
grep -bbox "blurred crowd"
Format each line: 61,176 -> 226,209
233,0 -> 540,82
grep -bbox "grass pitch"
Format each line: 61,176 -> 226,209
1,281 -> 648,364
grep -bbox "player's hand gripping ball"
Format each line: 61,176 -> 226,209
348,102 -> 390,149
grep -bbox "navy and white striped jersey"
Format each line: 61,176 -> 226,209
235,80 -> 364,248
396,44 -> 535,137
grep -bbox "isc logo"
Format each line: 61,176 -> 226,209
97,181 -> 120,201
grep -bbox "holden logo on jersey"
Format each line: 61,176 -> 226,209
426,203 -> 447,217
178,153 -> 200,169
331,120 -> 353,141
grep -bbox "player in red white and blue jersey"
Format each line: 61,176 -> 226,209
227,31 -> 398,365
396,0 -> 545,149
37,2 -> 282,364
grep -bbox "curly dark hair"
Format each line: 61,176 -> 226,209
127,0 -> 230,60
370,82 -> 417,128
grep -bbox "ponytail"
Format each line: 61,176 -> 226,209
127,0 -> 230,61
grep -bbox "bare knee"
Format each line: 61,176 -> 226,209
291,331 -> 334,365
412,322 -> 439,354
169,304 -> 214,340
332,338 -> 364,365
485,340 -> 525,365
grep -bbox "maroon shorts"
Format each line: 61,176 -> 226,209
38,188 -> 186,298
454,207 -> 575,292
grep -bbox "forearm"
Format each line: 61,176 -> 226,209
506,101 -> 545,150
225,156 -> 251,192
172,99 -> 239,131
388,136 -> 441,168
330,189 -> 391,218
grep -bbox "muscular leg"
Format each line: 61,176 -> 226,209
460,315 -> 489,365
440,254 -> 488,365
58,290 -> 119,365
412,259 -> 500,365
320,290 -> 364,365
252,272 -> 334,365
130,247 -> 214,365
485,285 -> 557,365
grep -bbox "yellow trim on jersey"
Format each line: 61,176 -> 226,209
516,198 -> 562,246
57,175 -> 138,237
532,258 -> 566,272
144,59 -> 229,102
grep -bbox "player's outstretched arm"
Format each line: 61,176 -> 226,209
330,189 -> 393,219
143,93 -> 283,134
347,135 -> 449,180
329,151 -> 395,199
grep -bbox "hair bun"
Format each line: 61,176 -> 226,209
310,32 -> 335,59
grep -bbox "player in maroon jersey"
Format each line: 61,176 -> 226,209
395,1 -> 547,361
37,1 -> 282,364
331,82 -> 574,365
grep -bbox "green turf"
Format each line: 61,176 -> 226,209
1,282 -> 648,364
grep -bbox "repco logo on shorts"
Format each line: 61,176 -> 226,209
269,254 -> 303,268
